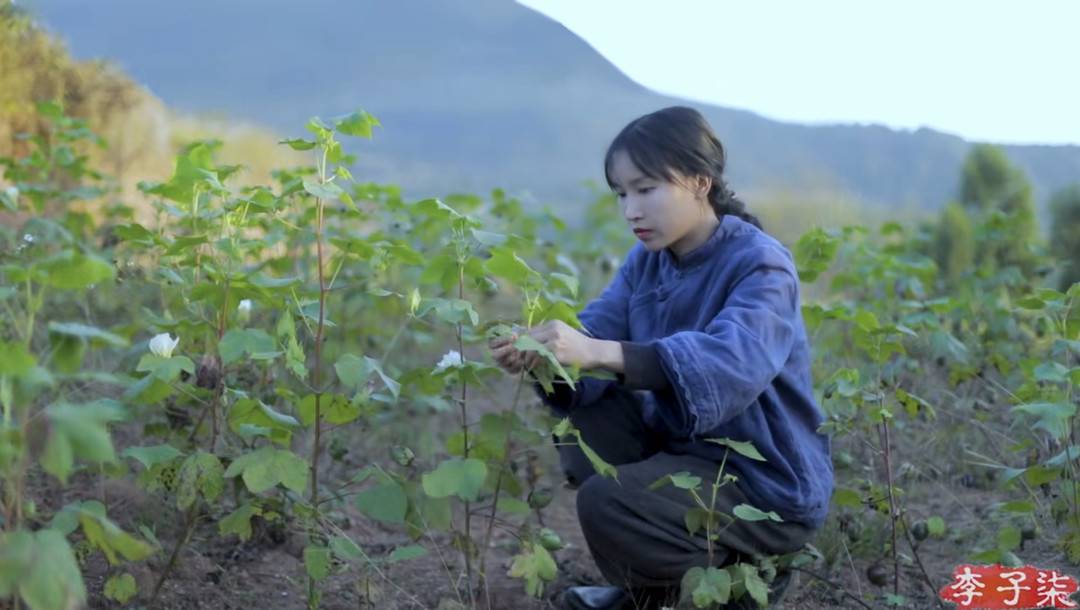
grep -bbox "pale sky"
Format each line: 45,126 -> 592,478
517,0 -> 1079,146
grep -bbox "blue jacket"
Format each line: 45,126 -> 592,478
535,214 -> 833,528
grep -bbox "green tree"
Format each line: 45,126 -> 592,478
957,143 -> 1038,271
932,201 -> 975,282
1049,184 -> 1080,290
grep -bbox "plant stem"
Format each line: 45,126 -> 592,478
792,567 -> 874,610
898,513 -> 945,609
150,504 -> 198,605
479,368 -> 528,607
307,146 -> 330,609
455,262 -> 477,609
880,419 -> 900,597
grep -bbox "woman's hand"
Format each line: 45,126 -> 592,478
525,320 -> 597,370
488,320 -> 600,375
489,332 -> 526,375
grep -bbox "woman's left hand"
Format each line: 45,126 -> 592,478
525,320 -> 597,370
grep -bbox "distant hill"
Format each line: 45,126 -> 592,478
24,0 -> 1080,222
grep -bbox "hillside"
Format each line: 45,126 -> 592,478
22,0 -> 1080,220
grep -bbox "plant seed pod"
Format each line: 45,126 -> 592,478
527,487 -> 553,509
196,354 -> 222,391
390,445 -> 415,467
866,563 -> 889,587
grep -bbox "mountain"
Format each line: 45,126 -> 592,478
22,0 -> 1080,221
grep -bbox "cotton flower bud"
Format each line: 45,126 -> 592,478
408,288 -> 421,316
237,299 -> 252,324
149,333 -> 179,358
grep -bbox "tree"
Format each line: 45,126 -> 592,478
956,144 -> 1038,271
1049,184 -> 1080,291
932,201 -> 975,282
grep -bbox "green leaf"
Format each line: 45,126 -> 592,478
303,178 -> 346,201
329,535 -> 364,561
576,433 -> 618,481
740,564 -> 769,607
997,526 -> 1021,551
12,529 -> 87,610
104,573 -> 137,604
421,458 -> 488,502
219,504 -> 262,541
1011,402 -> 1077,438
388,544 -> 428,563
484,247 -> 540,286
228,398 -> 297,445
513,334 -> 574,386
681,566 -> 731,607
732,503 -> 783,522
279,138 -> 316,151
77,503 -> 155,565
304,546 -> 331,582
334,354 -> 399,399
355,483 -> 408,524
648,471 -> 702,491
793,227 -> 839,282
0,341 -> 37,377
496,496 -> 531,515
41,250 -> 114,290
176,451 -> 224,510
224,447 -> 309,494
47,322 -> 128,347
297,393 -> 363,426
417,298 -> 480,327
549,272 -> 579,297
219,328 -> 277,365
143,141 -> 224,203
470,228 -> 507,246
998,501 -> 1035,514
705,438 -> 767,461
832,488 -> 863,508
333,109 -> 380,138
42,401 -> 125,484
927,516 -> 946,537
684,507 -> 709,536
335,353 -> 375,388
122,444 -> 182,469
136,353 -> 196,382
508,542 -> 557,598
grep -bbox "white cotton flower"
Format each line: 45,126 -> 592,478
236,299 -> 253,325
434,350 -> 463,373
149,333 -> 179,358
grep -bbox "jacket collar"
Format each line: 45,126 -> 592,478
661,214 -> 741,272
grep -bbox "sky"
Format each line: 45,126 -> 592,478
517,0 -> 1080,146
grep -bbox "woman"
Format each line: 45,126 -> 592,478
488,106 -> 833,609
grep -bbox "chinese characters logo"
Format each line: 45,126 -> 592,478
940,564 -> 1078,609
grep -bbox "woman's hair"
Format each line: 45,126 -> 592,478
603,106 -> 762,230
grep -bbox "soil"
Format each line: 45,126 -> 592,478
30,377 -> 1080,610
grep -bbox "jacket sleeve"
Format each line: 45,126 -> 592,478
532,247 -> 638,413
652,246 -> 799,436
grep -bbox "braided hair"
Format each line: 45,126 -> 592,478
603,106 -> 762,230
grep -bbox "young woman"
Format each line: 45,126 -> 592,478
488,106 -> 833,609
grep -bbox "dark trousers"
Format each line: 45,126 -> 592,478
556,385 -> 814,605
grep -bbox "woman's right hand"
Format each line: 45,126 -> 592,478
489,333 -> 530,375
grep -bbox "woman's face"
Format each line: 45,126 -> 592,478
608,149 -> 717,258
